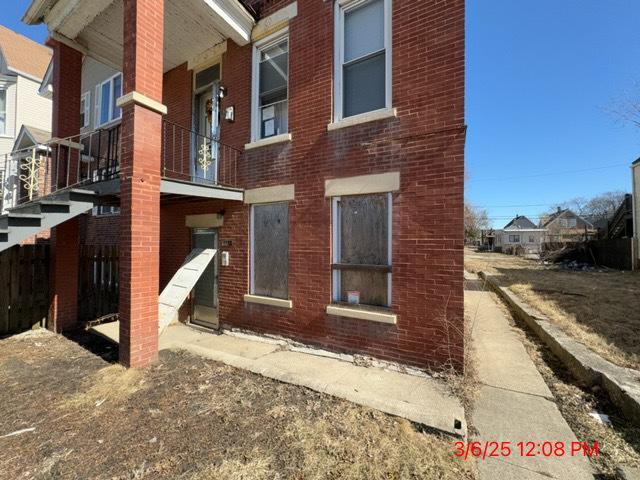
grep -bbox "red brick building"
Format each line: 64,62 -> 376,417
19,0 -> 465,370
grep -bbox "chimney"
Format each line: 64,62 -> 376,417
557,207 -> 562,213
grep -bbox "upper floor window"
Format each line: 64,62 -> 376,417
0,88 -> 6,135
95,73 -> 122,128
252,30 -> 289,141
80,91 -> 91,129
334,0 -> 391,120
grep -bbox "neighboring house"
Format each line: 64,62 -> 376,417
539,208 -> 597,243
494,215 -> 546,254
16,0 -> 465,371
0,25 -> 52,212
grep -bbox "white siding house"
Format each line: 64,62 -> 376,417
494,215 -> 547,255
0,26 -> 52,212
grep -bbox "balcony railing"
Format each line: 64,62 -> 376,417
0,120 -> 243,211
0,125 -> 121,210
161,119 -> 242,189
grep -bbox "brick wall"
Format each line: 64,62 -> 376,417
156,0 -> 465,371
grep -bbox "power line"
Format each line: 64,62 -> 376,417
467,162 -> 630,183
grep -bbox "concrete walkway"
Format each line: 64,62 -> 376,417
465,273 -> 597,480
90,321 -> 466,437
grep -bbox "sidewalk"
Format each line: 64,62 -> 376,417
465,272 -> 596,480
90,319 -> 466,437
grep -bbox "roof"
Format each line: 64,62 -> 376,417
540,208 -> 594,229
633,157 -> 640,166
0,25 -> 52,80
503,215 -> 538,230
12,124 -> 51,152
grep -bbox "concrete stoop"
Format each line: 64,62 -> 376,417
479,271 -> 640,427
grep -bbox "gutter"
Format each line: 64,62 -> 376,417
22,0 -> 52,25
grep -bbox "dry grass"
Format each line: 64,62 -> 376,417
514,315 -> 640,479
464,248 -> 640,370
0,332 -> 476,480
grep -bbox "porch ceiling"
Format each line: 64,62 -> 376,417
24,0 -> 255,72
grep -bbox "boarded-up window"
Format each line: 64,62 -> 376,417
333,193 -> 391,307
251,202 -> 289,299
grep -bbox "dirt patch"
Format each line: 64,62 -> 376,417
465,248 -> 640,370
0,332 -> 475,480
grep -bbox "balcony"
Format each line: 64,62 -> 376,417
0,120 -> 244,211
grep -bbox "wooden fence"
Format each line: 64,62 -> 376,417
78,245 -> 119,322
0,245 -> 49,336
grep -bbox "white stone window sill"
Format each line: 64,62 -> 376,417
244,294 -> 293,309
245,133 -> 292,151
327,108 -> 398,132
326,304 -> 397,325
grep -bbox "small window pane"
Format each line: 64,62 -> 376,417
195,65 -> 220,90
260,100 -> 288,138
340,194 -> 388,265
259,42 -> 288,97
112,75 -> 122,119
0,89 -> 5,134
344,0 -> 385,62
253,203 -> 289,299
343,52 -> 386,118
100,82 -> 110,125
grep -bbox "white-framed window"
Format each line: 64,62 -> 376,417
95,73 -> 122,128
250,202 -> 289,299
251,29 -> 289,141
80,91 -> 91,129
0,88 -> 6,135
332,193 -> 392,308
529,235 -> 535,243
508,234 -> 520,243
334,0 -> 392,121
92,205 -> 120,217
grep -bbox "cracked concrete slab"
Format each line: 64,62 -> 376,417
158,323 -> 466,437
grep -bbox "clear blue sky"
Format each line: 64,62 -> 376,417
466,0 -> 640,227
2,2 -> 639,228
1,1 -> 47,43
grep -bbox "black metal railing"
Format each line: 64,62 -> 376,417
0,124 -> 121,210
161,119 -> 242,189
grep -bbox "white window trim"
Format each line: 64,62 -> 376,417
331,192 -> 393,307
80,91 -> 91,129
95,73 -> 123,129
249,201 -> 290,300
333,0 -> 392,123
251,27 -> 290,143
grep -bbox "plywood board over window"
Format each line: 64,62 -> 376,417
251,202 -> 289,299
333,193 -> 392,307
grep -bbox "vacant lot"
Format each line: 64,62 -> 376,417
0,331 -> 474,480
465,248 -> 640,370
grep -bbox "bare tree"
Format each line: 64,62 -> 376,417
583,191 -> 627,222
464,203 -> 490,244
540,191 -> 627,224
609,81 -> 640,129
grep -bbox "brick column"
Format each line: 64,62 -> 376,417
47,40 -> 82,333
118,0 -> 166,367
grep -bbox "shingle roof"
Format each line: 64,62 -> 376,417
503,215 -> 537,230
0,25 -> 52,80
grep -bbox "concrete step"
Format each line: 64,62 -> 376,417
0,229 -> 8,242
11,200 -> 72,215
0,213 -> 43,229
